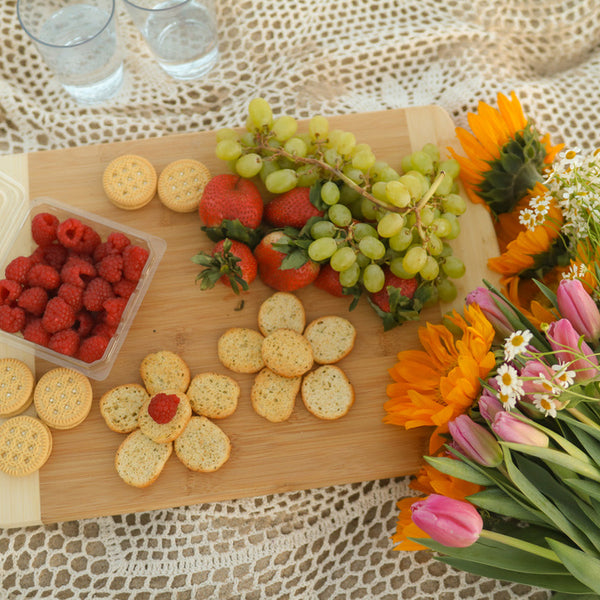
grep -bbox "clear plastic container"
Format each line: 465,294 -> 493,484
0,186 -> 167,381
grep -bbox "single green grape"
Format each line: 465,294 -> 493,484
420,206 -> 435,227
377,212 -> 405,238
339,185 -> 361,205
310,220 -> 337,239
351,143 -> 372,157
239,131 -> 255,147
330,246 -> 357,272
248,97 -> 273,129
235,153 -> 263,178
358,236 -> 386,260
215,127 -> 239,142
328,204 -> 353,227
425,233 -> 444,256
389,228 -> 413,252
437,278 -> 458,302
371,160 -> 390,180
309,115 -> 329,140
441,193 -> 467,216
371,181 -> 388,201
339,262 -> 360,287
430,217 -> 452,238
406,170 -> 431,196
328,129 -> 343,148
442,256 -> 466,278
342,166 -> 363,185
362,263 -> 385,293
442,212 -> 461,240
272,115 -> 298,142
356,252 -> 371,269
352,149 -> 376,171
360,198 -> 378,221
398,174 -> 423,200
377,166 -> 401,182
259,159 -> 279,183
320,181 -> 340,206
284,137 -> 308,157
265,169 -> 298,194
400,154 -> 413,174
402,246 -> 428,274
423,284 -> 439,308
410,150 -> 434,175
435,172 -> 454,196
308,237 -> 338,262
336,131 -> 356,156
389,256 -> 413,279
419,256 -> 440,281
216,139 -> 242,161
324,148 -> 341,167
440,158 -> 460,179
296,165 -> 319,187
385,181 -> 411,208
353,222 -> 379,241
422,143 -> 440,163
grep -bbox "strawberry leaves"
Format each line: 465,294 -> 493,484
201,218 -> 265,250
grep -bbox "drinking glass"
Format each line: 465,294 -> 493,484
122,0 -> 219,80
16,0 -> 124,105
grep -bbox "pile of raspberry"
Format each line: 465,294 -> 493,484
0,212 -> 149,363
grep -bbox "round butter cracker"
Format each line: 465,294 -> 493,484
0,358 -> 35,418
0,415 -> 53,477
158,159 -> 211,213
103,154 -> 157,210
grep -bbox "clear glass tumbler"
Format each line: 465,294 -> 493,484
16,0 -> 124,105
122,0 -> 219,80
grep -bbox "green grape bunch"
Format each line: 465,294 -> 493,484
213,98 -> 468,329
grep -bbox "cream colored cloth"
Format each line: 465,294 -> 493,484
3,0 -> 596,597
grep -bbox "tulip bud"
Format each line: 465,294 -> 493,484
557,278 -> 600,343
491,411 -> 549,447
478,389 -> 503,422
448,414 -> 503,467
411,494 -> 483,548
546,319 -> 600,382
466,287 -> 513,338
520,360 -> 556,399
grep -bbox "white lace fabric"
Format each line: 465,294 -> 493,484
2,0 -> 596,597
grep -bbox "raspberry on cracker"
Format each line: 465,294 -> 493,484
138,390 -> 192,444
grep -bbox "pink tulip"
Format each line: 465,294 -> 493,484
448,414 -> 503,467
478,389 -> 503,422
557,279 -> 600,343
546,319 -> 600,382
466,287 -> 513,338
492,412 -> 549,447
411,494 -> 483,548
520,360 -> 556,398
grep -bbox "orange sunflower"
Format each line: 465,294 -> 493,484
449,91 -> 563,216
384,304 -> 496,455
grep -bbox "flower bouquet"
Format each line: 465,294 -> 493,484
386,92 -> 600,598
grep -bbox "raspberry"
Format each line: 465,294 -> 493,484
27,264 -> 61,290
40,244 -> 69,270
17,286 -> 48,317
0,305 -> 26,333
78,335 -> 109,363
29,247 -> 47,265
23,318 -> 50,347
76,226 -> 102,255
103,297 -> 128,327
92,320 -> 117,339
48,329 -> 80,357
73,310 -> 95,337
57,283 -> 84,312
107,232 -> 131,252
83,277 -> 114,311
60,257 -> 97,287
93,242 -> 115,263
147,393 -> 180,424
56,218 -> 86,250
122,245 -> 149,282
42,297 -> 76,334
112,278 -> 137,299
0,279 -> 22,305
5,256 -> 33,285
97,254 -> 123,283
31,213 -> 59,246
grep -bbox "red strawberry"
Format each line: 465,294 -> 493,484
192,238 -> 257,293
147,392 -> 180,424
199,174 -> 263,230
313,264 -> 345,297
254,231 -> 320,292
369,269 -> 418,313
264,187 -> 323,228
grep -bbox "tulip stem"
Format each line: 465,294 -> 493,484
479,529 -> 562,563
568,407 -> 600,430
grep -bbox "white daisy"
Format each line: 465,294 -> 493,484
504,330 -> 534,361
497,388 -> 518,411
551,363 -> 575,389
495,364 -> 524,398
518,208 -> 537,231
533,394 -> 559,418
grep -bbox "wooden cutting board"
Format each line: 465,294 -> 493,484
0,106 -> 500,528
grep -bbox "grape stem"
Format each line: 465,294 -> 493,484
414,170 -> 446,241
249,138 -> 406,214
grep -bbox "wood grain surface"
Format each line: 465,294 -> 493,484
0,106 -> 500,527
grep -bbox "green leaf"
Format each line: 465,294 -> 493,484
309,181 -> 328,212
547,539 -> 600,594
565,479 -> 600,503
503,447 -> 597,553
501,442 -> 600,482
467,488 -> 548,525
279,249 -> 308,270
570,427 -> 600,469
532,279 -> 559,310
201,219 -> 264,249
550,593 -> 600,599
424,456 -> 494,486
557,413 -> 600,444
412,536 -> 568,575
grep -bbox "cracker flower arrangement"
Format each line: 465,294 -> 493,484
386,92 -> 600,597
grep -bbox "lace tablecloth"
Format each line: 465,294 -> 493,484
2,0 -> 600,597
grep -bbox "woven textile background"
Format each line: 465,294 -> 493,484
3,0 -> 600,598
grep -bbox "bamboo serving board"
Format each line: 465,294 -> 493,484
0,106 -> 500,528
